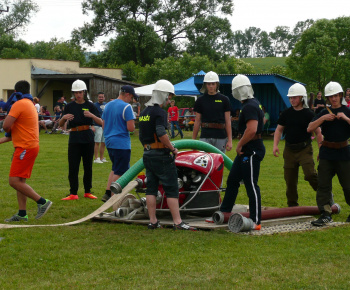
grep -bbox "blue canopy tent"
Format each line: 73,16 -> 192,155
193,73 -> 306,130
174,71 -> 204,96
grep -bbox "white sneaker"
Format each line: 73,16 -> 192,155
101,158 -> 108,163
94,158 -> 103,164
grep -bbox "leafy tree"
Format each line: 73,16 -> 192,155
72,0 -> 234,65
286,17 -> 350,91
185,16 -> 233,60
31,38 -> 86,64
232,30 -> 249,58
255,31 -> 274,57
269,26 -> 292,57
0,34 -> 31,57
0,0 -> 39,37
289,19 -> 314,50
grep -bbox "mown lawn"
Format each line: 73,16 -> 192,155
243,57 -> 287,73
0,131 -> 349,289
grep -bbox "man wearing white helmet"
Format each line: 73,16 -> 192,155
220,74 -> 265,230
59,79 -> 102,200
139,79 -> 197,231
273,83 -> 323,207
192,71 -> 232,153
308,81 -> 350,225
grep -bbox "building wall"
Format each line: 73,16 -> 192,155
0,59 -> 123,102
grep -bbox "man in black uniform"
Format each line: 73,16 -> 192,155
220,75 -> 265,230
308,81 -> 350,225
139,79 -> 197,231
192,71 -> 232,153
273,83 -> 323,207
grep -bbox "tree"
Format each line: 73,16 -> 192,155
72,0 -> 234,65
269,26 -> 292,57
289,19 -> 314,50
255,31 -> 274,57
0,34 -> 31,58
0,0 -> 39,37
286,17 -> 350,91
232,30 -> 249,58
31,38 -> 86,64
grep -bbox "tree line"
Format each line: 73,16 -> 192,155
1,1 -> 350,94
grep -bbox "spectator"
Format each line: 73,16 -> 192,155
55,96 -> 66,111
59,79 -> 102,200
308,81 -> 350,226
93,92 -> 107,163
273,83 -> 322,207
262,106 -> 270,133
231,109 -> 240,138
49,105 -> 62,134
313,91 -> 326,115
184,108 -> 194,131
0,107 -> 5,132
38,106 -> 52,134
2,80 -> 52,222
167,100 -> 184,139
0,98 -> 5,110
132,97 -> 141,118
192,71 -> 232,153
101,85 -> 136,202
343,88 -> 350,107
33,97 -> 40,114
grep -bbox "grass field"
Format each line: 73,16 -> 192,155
0,130 -> 349,289
243,57 -> 287,73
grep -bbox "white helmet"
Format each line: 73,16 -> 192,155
231,74 -> 254,101
287,83 -> 307,97
153,79 -> 175,94
287,83 -> 308,108
200,71 -> 220,93
146,79 -> 174,107
325,81 -> 343,97
72,79 -> 87,91
203,71 -> 219,83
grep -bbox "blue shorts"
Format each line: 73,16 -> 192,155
107,148 -> 131,176
143,150 -> 179,198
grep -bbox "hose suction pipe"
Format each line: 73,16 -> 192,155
110,140 -> 233,194
212,204 -> 341,225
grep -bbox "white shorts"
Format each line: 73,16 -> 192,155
94,126 -> 105,143
42,120 -> 52,126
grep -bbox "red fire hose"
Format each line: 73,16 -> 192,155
212,204 -> 341,225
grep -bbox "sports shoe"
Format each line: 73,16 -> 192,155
252,223 -> 261,231
101,158 -> 108,163
94,158 -> 103,164
173,221 -> 198,231
4,214 -> 28,222
148,220 -> 162,229
35,199 -> 52,219
101,193 -> 111,203
61,194 -> 79,200
311,212 -> 333,227
84,193 -> 97,199
346,214 -> 350,223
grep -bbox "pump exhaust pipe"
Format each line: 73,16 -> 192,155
212,204 -> 341,225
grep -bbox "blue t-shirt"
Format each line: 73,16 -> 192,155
102,99 -> 135,149
94,101 -> 106,127
0,101 -> 6,110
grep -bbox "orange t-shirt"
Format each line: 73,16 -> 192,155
8,98 -> 39,148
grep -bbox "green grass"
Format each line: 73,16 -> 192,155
243,57 -> 287,73
0,131 -> 349,289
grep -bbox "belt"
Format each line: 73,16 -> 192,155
70,125 -> 91,132
286,139 -> 311,150
144,142 -> 166,150
238,134 -> 262,140
322,140 -> 349,149
201,122 -> 225,129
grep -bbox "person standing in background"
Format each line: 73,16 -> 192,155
93,92 -> 107,164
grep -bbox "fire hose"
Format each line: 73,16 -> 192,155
212,204 -> 341,225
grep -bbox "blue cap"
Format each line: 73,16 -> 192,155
121,85 -> 139,101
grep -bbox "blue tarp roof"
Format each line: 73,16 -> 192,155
174,71 -> 205,96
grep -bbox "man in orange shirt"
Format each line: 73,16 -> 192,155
3,80 -> 52,222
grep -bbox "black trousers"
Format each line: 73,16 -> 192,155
68,142 -> 94,195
